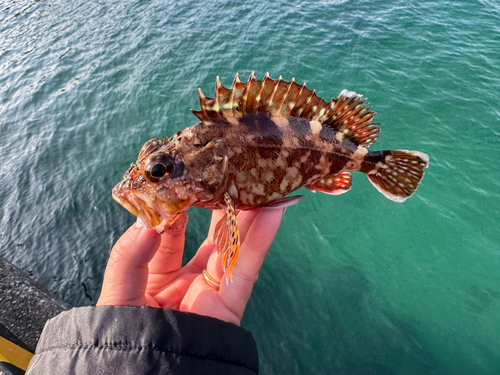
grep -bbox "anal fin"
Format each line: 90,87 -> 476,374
306,172 -> 352,195
214,192 -> 240,282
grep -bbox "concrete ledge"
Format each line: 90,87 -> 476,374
0,256 -> 71,353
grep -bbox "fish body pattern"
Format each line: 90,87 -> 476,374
113,72 -> 429,280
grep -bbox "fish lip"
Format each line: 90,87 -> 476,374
112,182 -> 178,231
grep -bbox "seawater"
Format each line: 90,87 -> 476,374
0,0 -> 498,374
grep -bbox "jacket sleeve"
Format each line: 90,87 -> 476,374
26,306 -> 259,375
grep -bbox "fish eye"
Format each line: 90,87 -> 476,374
144,153 -> 174,183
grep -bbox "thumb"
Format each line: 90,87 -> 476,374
97,222 -> 161,306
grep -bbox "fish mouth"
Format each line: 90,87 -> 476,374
112,182 -> 180,232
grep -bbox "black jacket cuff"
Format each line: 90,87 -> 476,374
27,306 -> 259,375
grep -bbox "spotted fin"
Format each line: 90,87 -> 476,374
366,150 -> 429,202
323,90 -> 380,147
191,72 -> 380,147
306,172 -> 352,195
214,192 -> 240,282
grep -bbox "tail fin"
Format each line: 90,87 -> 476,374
366,150 -> 429,202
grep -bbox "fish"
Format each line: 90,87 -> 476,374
112,72 -> 429,280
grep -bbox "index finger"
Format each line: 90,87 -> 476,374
148,211 -> 189,275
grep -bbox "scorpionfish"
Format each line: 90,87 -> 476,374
112,72 -> 429,280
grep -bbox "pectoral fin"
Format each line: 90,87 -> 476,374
306,172 -> 352,195
214,192 -> 240,282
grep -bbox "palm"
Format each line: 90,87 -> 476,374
145,237 -> 235,322
98,208 -> 284,326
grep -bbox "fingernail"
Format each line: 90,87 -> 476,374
134,217 -> 145,228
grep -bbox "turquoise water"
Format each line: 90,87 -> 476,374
1,0 -> 499,373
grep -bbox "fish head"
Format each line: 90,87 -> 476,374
112,137 -> 201,232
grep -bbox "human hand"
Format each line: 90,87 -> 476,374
97,208 -> 284,326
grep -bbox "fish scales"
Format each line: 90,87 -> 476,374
112,72 -> 429,280
184,114 -> 355,209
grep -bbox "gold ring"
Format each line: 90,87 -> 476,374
203,269 -> 220,290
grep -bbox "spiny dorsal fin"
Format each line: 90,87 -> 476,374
191,73 -> 380,147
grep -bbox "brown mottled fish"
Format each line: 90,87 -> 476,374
112,72 -> 429,280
